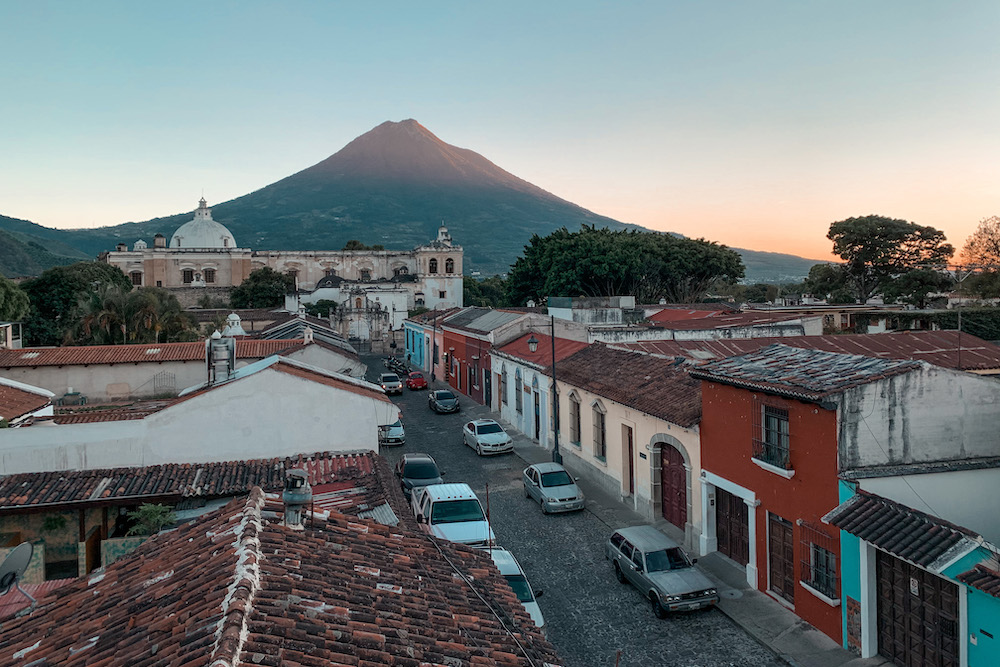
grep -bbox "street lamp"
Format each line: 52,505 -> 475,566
526,315 -> 562,464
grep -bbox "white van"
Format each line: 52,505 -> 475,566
485,547 -> 545,633
412,483 -> 496,548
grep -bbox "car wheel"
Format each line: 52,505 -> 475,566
614,562 -> 626,584
476,443 -> 483,456
651,594 -> 667,619
523,485 -> 530,499
539,498 -> 548,515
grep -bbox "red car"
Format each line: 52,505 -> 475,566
406,371 -> 428,390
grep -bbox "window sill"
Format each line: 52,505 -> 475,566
800,581 -> 841,607
594,455 -> 607,466
569,441 -> 581,448
751,457 -> 795,479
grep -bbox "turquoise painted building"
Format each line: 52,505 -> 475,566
403,319 -> 427,372
828,482 -> 1000,666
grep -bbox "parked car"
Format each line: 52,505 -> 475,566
412,483 -> 496,547
605,525 -> 718,618
485,547 -> 545,632
394,453 -> 444,500
379,373 -> 403,395
379,418 -> 405,447
462,419 -> 514,456
406,371 -> 428,390
522,462 -> 585,513
428,389 -> 460,413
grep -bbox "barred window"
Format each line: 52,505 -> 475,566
203,268 -> 216,284
799,521 -> 838,599
515,371 -> 523,413
182,269 -> 194,284
753,398 -> 790,469
129,271 -> 143,286
445,258 -> 454,273
501,368 -> 508,405
593,401 -> 607,460
569,395 -> 581,444
429,258 -> 438,274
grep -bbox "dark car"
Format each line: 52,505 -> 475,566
428,389 -> 460,413
394,453 -> 444,500
406,371 -> 428,391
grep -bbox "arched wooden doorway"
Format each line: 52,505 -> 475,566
660,444 -> 687,529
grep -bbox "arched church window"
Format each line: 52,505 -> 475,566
355,297 -> 363,309
445,258 -> 454,274
429,258 -> 438,274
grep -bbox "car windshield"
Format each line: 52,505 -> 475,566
477,423 -> 503,434
388,419 -> 402,428
644,547 -> 693,572
540,471 -> 573,487
430,499 -> 485,524
382,374 -> 399,382
504,574 -> 534,602
403,461 -> 439,479
436,391 -> 456,400
410,373 -> 423,379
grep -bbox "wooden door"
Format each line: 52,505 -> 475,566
716,488 -> 749,566
876,550 -> 959,667
625,427 -> 634,496
768,514 -> 795,604
660,445 -> 686,528
533,392 -> 541,439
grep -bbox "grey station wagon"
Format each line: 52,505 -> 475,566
606,525 -> 719,618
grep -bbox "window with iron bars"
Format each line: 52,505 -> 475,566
799,521 -> 838,599
501,370 -> 508,405
752,399 -> 790,469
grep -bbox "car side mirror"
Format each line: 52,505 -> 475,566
635,562 -> 644,572
534,590 -> 544,598
574,477 -> 580,481
691,558 -> 698,564
416,515 -> 426,524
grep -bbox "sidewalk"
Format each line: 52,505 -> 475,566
435,377 -> 889,667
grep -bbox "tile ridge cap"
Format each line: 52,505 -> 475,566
209,487 -> 266,667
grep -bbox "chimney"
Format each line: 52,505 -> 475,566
303,326 -> 314,344
154,233 -> 166,248
115,243 -> 127,252
283,469 -> 312,529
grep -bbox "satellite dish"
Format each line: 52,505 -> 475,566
0,542 -> 33,596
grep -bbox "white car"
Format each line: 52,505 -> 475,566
412,483 -> 496,548
462,419 -> 514,456
379,418 -> 405,446
485,547 -> 545,633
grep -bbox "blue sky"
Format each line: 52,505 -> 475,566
1,1 -> 997,259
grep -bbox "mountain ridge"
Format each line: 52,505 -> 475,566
0,120 -> 825,280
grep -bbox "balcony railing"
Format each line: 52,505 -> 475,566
752,437 -> 790,469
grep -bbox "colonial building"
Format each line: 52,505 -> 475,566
102,198 -> 464,312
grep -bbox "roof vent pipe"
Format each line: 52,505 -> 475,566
283,469 -> 312,530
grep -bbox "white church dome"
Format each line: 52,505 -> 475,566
169,198 -> 237,249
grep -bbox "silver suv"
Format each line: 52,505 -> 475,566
379,373 -> 403,395
606,525 -> 719,618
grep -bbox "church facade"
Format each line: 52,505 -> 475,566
102,198 -> 465,313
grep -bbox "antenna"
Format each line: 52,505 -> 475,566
0,542 -> 37,605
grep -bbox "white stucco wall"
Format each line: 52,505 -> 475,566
281,345 -> 366,378
859,468 -> 1000,545
838,364 -> 1000,471
0,367 -> 398,474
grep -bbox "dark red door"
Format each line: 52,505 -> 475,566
716,488 -> 749,566
768,514 -> 795,604
660,445 -> 686,528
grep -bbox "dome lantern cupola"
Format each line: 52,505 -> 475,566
169,197 -> 237,249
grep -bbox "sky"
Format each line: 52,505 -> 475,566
1,1 -> 998,260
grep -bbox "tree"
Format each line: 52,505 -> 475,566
126,503 -> 175,536
881,269 -> 954,308
304,299 -> 339,319
230,267 -> 295,309
828,215 -> 953,303
20,262 -> 134,346
342,240 -> 385,251
74,286 -> 196,345
742,283 -> 773,303
0,274 -> 29,321
464,276 -> 510,308
506,227 -> 744,305
962,215 -> 1000,266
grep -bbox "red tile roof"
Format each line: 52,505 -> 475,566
0,339 -> 305,368
0,451 -> 396,516
556,344 -> 701,427
495,333 -> 589,369
0,382 -> 50,422
616,330 -> 1000,372
647,311 -> 816,331
958,565 -> 1000,598
0,489 -> 561,666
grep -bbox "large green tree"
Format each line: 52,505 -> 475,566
463,276 -> 510,308
506,227 -> 744,305
229,267 -> 295,309
0,274 -> 29,322
20,261 -> 133,345
827,215 -> 953,303
75,286 -> 196,345
881,269 -> 954,309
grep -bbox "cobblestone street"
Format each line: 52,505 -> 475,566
368,358 -> 787,667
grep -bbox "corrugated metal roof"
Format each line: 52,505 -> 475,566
0,339 -> 305,368
494,333 -> 589,368
689,343 -> 921,400
617,330 -> 1000,371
